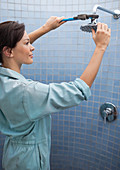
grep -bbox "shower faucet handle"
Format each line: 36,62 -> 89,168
99,102 -> 118,123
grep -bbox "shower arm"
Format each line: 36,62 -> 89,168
93,5 -> 120,19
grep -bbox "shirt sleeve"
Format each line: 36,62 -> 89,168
23,78 -> 91,121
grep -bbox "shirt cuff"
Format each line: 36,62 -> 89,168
73,78 -> 91,100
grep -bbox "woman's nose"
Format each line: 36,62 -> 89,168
30,44 -> 35,51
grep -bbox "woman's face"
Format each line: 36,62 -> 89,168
12,31 -> 35,66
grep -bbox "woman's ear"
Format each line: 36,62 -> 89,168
2,46 -> 13,58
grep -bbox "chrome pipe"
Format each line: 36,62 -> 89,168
93,5 -> 120,19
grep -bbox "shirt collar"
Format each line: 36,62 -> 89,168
0,66 -> 26,81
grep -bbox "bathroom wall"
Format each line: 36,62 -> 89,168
0,0 -> 120,169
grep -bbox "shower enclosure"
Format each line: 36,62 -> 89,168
0,0 -> 120,169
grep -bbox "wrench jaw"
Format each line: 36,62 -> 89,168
74,14 -> 99,20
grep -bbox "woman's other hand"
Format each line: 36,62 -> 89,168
92,22 -> 111,51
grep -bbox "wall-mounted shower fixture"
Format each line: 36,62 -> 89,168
61,5 -> 120,33
93,5 -> 120,19
99,102 -> 118,124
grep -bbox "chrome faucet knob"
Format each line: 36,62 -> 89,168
99,102 -> 118,123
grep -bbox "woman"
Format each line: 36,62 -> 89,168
0,16 -> 111,170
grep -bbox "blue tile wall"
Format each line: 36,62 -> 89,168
0,0 -> 120,170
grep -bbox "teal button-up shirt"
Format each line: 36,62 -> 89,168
0,66 -> 91,170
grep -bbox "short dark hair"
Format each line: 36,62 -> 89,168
0,21 -> 25,63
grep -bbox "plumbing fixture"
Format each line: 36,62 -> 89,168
80,17 -> 97,33
80,23 -> 97,33
61,5 -> 120,33
99,102 -> 118,124
80,5 -> 120,32
93,5 -> 120,19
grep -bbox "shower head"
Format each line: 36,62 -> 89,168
80,23 -> 97,33
80,16 -> 98,33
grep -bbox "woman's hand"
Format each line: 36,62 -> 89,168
80,23 -> 111,87
43,16 -> 66,32
92,22 -> 111,51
